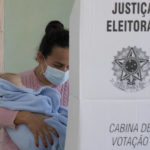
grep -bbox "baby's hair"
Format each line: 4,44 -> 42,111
0,73 -> 18,82
0,73 -> 25,88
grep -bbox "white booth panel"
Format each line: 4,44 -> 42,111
66,99 -> 150,150
79,100 -> 150,150
79,0 -> 150,100
65,0 -> 150,150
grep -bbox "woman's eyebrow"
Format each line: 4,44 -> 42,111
54,62 -> 65,66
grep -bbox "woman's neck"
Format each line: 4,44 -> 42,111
34,65 -> 53,86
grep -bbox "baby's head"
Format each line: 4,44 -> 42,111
0,73 -> 25,88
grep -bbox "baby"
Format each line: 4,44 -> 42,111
0,73 -> 68,150
0,73 -> 25,88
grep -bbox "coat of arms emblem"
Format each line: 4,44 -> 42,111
112,46 -> 150,92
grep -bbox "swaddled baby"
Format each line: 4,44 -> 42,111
0,73 -> 25,88
0,73 -> 68,150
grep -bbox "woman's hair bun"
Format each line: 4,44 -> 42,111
45,20 -> 64,35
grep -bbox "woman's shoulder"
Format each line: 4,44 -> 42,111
18,69 -> 44,90
19,69 -> 34,76
19,69 -> 35,82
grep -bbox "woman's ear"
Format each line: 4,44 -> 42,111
36,51 -> 44,63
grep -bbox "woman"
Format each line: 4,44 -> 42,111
0,20 -> 69,150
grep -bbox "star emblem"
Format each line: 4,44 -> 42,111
115,48 -> 149,85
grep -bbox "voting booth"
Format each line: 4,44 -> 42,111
65,0 -> 150,150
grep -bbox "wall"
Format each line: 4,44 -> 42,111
0,0 -> 4,72
4,0 -> 74,73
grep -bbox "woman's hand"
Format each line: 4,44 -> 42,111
14,111 -> 59,148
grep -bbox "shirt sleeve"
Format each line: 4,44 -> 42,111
0,107 -> 18,129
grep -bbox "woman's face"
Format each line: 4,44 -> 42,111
38,46 -> 69,72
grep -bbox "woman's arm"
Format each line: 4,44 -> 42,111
0,107 -> 18,129
0,108 -> 59,148
14,111 -> 59,148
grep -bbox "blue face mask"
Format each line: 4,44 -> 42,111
43,65 -> 69,86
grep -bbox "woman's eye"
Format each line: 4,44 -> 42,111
53,65 -> 62,68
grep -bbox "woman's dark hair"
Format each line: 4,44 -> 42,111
39,20 -> 69,58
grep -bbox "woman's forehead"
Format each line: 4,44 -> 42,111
47,47 -> 69,62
